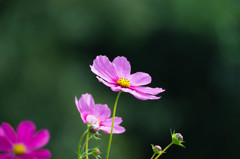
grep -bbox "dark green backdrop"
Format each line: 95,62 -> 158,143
1,0 -> 240,159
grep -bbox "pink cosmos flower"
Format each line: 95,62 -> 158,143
90,55 -> 165,100
75,93 -> 125,134
0,120 -> 51,159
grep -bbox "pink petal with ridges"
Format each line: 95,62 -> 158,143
97,77 -> 121,92
90,56 -> 118,83
78,94 -> 95,115
101,117 -> 123,126
17,121 -> 36,143
94,104 -> 111,121
27,129 -> 50,149
100,125 -> 125,134
0,136 -> 12,151
113,56 -> 131,79
129,72 -> 152,86
133,86 -> 165,95
121,88 -> 161,100
1,123 -> 17,143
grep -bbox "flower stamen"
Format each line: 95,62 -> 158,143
13,144 -> 26,155
117,78 -> 130,88
95,116 -> 101,124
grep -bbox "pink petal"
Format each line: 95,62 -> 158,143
100,117 -> 125,134
129,72 -> 152,86
24,149 -> 51,159
75,96 -> 87,123
75,96 -> 79,112
79,113 -> 88,124
90,55 -> 118,83
100,125 -> 125,134
112,56 -> 131,78
0,154 -> 14,159
86,115 -> 100,127
1,123 -> 17,143
101,117 -> 123,127
94,104 -> 111,121
0,126 -> 5,136
78,93 -> 95,117
133,86 -> 165,95
17,121 -> 36,143
97,77 -> 121,92
0,136 -> 12,151
121,88 -> 161,100
27,130 -> 50,149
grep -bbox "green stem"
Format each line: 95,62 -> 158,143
86,132 -> 89,159
80,136 -> 93,155
81,152 -> 93,159
106,91 -> 122,159
154,142 -> 173,159
151,153 -> 156,159
78,130 -> 88,159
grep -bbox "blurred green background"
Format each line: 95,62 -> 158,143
1,0 -> 240,158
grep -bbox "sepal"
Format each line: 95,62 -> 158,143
171,130 -> 185,148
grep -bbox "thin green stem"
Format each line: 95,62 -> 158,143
151,153 -> 156,159
154,142 -> 173,159
80,136 -> 93,155
106,91 -> 122,159
81,152 -> 93,159
85,132 -> 89,159
78,130 -> 88,159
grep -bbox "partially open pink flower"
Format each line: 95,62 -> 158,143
0,120 -> 51,159
75,93 -> 125,134
90,55 -> 165,100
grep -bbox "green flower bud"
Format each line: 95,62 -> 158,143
175,133 -> 183,141
92,148 -> 101,158
89,125 -> 99,134
171,130 -> 185,148
151,144 -> 162,154
154,145 -> 162,151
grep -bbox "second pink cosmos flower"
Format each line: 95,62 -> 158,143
75,93 -> 125,134
0,120 -> 51,159
90,55 -> 165,100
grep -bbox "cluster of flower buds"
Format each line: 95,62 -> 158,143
151,130 -> 184,158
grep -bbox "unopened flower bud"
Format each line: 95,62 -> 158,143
94,149 -> 100,156
92,148 -> 101,157
171,130 -> 185,148
175,133 -> 183,141
151,144 -> 162,154
89,125 -> 99,134
154,145 -> 162,151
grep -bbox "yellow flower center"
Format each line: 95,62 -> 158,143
13,144 -> 26,156
117,78 -> 130,88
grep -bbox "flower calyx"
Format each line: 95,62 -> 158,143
171,130 -> 185,148
151,144 -> 162,154
92,148 -> 101,159
89,125 -> 99,134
